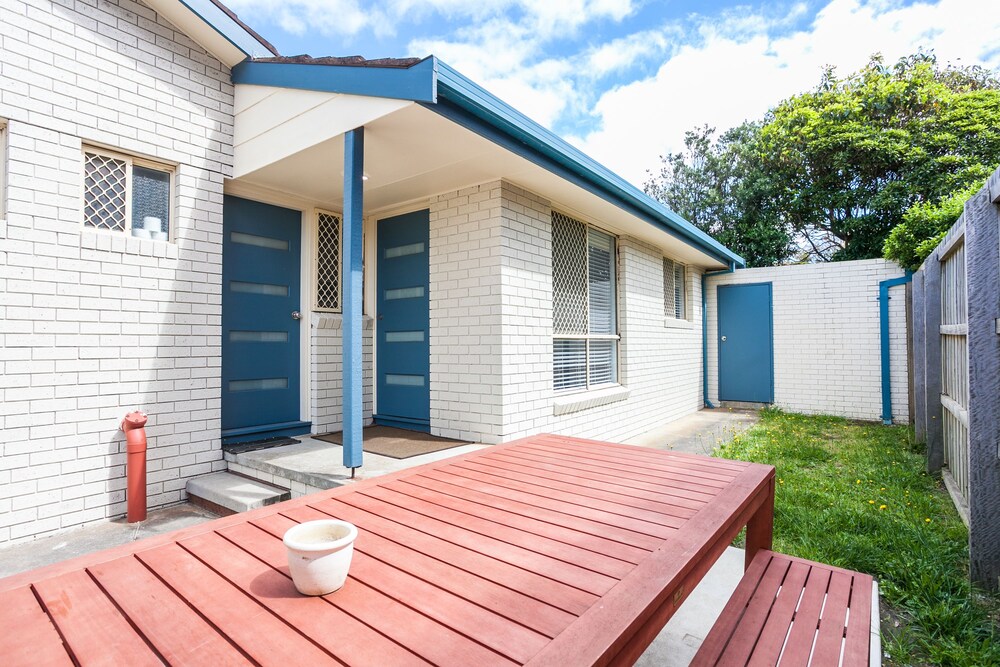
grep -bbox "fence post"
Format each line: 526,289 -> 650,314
924,253 -> 944,473
965,188 -> 1000,591
911,271 -> 926,443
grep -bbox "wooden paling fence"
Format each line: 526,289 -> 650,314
910,166 -> 1000,591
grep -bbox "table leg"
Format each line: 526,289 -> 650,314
745,476 -> 775,570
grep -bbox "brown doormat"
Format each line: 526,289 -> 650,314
312,425 -> 471,459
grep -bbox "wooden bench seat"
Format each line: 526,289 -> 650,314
692,550 -> 879,666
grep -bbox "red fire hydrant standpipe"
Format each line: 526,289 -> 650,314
122,411 -> 149,523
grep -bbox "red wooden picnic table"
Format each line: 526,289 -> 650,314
0,434 -> 774,667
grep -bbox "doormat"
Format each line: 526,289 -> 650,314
223,436 -> 300,456
312,426 -> 471,460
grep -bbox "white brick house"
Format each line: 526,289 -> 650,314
1,0 -> 751,544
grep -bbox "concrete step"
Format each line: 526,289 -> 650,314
186,472 -> 290,516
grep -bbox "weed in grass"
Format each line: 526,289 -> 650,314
715,408 -> 1000,667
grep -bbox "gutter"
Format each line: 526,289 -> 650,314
879,271 -> 913,424
703,262 -> 737,408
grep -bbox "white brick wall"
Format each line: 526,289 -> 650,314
706,259 -> 909,422
0,0 -> 233,543
428,180 -> 706,445
310,314 -> 374,434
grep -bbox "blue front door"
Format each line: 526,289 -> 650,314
221,196 -> 308,442
376,210 -> 430,430
718,283 -> 774,403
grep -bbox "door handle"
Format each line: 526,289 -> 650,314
721,335 -> 727,342
291,311 -> 302,320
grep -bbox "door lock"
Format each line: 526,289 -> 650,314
291,311 -> 302,320
721,335 -> 727,342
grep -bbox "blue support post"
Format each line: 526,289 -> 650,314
342,128 -> 365,469
879,271 -> 913,425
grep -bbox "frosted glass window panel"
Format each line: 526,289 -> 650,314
386,374 -> 425,386
131,165 -> 171,234
385,286 -> 425,300
385,242 -> 425,258
232,231 -> 288,251
231,281 -> 288,297
386,331 -> 425,343
229,331 -> 288,343
229,378 -> 288,392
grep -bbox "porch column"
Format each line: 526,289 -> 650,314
342,127 -> 364,469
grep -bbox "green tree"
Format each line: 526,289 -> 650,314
645,53 -> 1000,266
644,123 -> 791,267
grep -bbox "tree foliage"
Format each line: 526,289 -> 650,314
644,53 -> 1000,267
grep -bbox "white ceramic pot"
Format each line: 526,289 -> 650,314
142,216 -> 162,231
283,519 -> 358,596
150,231 -> 167,241
131,228 -> 151,239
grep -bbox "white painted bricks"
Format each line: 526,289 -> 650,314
0,0 -> 233,544
706,260 -> 909,422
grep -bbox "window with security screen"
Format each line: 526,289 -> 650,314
83,147 -> 173,239
663,257 -> 687,320
315,210 -> 341,311
552,211 -> 618,392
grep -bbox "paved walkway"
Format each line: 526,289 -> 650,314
625,407 -> 759,455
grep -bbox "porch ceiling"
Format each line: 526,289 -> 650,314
232,93 -> 727,269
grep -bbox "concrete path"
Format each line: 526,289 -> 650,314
625,407 -> 759,455
0,503 -> 218,578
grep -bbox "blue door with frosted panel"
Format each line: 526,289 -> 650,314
718,283 -> 774,403
221,196 -> 308,442
376,210 -> 430,431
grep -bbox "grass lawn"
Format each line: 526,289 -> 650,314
715,408 -> 999,666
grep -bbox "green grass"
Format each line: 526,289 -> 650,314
715,408 -> 1000,666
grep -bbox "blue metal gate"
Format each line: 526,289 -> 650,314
718,283 -> 774,403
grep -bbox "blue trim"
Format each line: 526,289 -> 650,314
342,128 -> 365,469
879,271 -> 913,425
430,61 -> 745,269
176,0 -> 275,58
221,420 -> 311,445
702,263 -> 736,408
231,58 -> 438,102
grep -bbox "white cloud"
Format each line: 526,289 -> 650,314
574,0 -> 1000,185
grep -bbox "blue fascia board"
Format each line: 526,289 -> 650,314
177,0 -> 275,58
431,60 -> 746,268
231,58 -> 438,103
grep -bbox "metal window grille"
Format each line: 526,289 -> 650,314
84,151 -> 128,231
552,211 -> 618,391
663,257 -> 686,320
315,211 -> 341,311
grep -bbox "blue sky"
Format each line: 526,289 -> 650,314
227,0 -> 1000,186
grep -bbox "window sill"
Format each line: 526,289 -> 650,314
664,318 -> 695,330
80,229 -> 178,259
552,385 -> 630,416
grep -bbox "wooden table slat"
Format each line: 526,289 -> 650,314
33,569 -> 163,667
0,586 -> 74,667
842,573 -> 875,666
746,559 -> 811,666
776,566 -> 832,666
809,571 -> 854,667
362,485 -> 635,579
390,477 -> 646,566
89,556 -> 254,667
481,449 -> 718,507
441,465 -> 682,536
406,474 -> 657,557
182,528 -> 432,667
222,517 -> 518,667
303,496 -> 597,615
136,542 -> 338,666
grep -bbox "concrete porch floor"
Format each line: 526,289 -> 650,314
0,408 -> 761,665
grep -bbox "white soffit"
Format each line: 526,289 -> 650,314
142,0 -> 248,67
233,102 -> 725,268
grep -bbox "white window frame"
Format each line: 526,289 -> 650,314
663,257 -> 688,321
314,209 -> 343,313
552,211 -> 620,393
81,145 -> 175,241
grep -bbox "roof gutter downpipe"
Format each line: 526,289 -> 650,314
879,271 -> 913,425
703,262 -> 737,408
